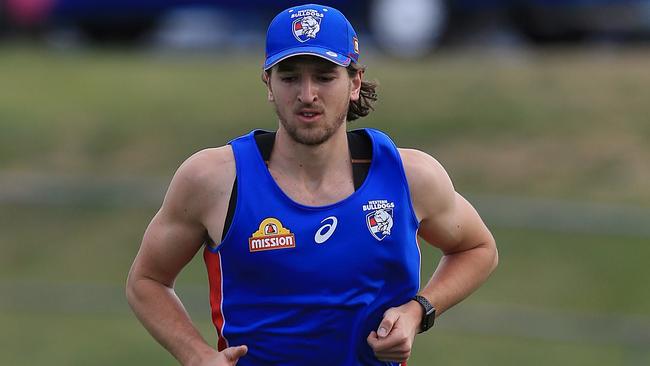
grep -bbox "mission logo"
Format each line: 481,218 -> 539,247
249,218 -> 296,252
363,200 -> 395,241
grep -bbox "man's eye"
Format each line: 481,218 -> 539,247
318,76 -> 335,82
280,76 -> 297,82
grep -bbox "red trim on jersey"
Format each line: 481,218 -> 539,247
203,248 -> 228,351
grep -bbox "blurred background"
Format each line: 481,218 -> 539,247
1,0 -> 650,365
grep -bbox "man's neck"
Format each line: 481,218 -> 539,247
272,126 -> 351,182
268,126 -> 354,205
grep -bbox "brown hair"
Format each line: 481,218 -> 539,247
262,62 -> 379,122
346,63 -> 378,122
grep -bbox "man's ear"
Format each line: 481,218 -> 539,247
350,69 -> 362,102
262,71 -> 274,102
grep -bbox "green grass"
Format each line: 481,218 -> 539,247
0,312 -> 179,366
3,311 -> 647,366
0,205 -> 150,282
3,205 -> 649,316
415,330 -> 649,366
2,204 -> 650,365
466,228 -> 650,315
2,46 -> 650,365
1,47 -> 649,204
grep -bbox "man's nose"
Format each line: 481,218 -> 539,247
298,78 -> 318,103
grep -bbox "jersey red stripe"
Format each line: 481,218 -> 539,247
203,248 -> 228,351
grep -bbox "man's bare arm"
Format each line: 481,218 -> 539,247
126,147 -> 246,366
403,148 -> 498,315
368,148 -> 498,363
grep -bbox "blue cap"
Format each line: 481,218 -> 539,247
264,4 -> 360,70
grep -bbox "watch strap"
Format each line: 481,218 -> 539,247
412,295 -> 435,333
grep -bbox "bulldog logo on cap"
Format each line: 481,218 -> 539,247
291,9 -> 324,42
264,5 -> 358,70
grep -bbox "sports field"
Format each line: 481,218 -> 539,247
1,46 -> 649,365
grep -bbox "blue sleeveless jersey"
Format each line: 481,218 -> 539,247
203,129 -> 421,365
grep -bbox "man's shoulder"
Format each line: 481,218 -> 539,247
398,148 -> 447,180
173,145 -> 236,195
185,145 -> 235,170
398,148 -> 456,219
158,145 -> 236,223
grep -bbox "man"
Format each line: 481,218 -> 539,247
126,4 -> 498,366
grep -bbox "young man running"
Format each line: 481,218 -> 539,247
127,4 -> 498,365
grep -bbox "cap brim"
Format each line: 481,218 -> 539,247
264,46 -> 351,70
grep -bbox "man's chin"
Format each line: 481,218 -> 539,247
279,121 -> 331,146
290,129 -> 331,146
279,113 -> 346,146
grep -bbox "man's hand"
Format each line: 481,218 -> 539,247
191,345 -> 248,366
367,301 -> 422,363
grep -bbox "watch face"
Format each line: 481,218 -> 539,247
424,308 -> 435,329
425,313 -> 435,328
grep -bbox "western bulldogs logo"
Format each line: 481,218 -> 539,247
291,9 -> 324,42
363,200 -> 395,241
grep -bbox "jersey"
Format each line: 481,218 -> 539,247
203,128 -> 421,365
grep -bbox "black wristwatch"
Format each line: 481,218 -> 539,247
413,295 -> 436,333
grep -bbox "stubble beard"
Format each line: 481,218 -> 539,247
275,103 -> 348,146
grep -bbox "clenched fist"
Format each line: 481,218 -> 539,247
190,345 -> 248,366
367,301 -> 422,363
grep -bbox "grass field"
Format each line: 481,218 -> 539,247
2,205 -> 649,365
1,46 -> 649,204
1,45 -> 650,365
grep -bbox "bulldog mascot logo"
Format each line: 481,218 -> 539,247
291,9 -> 324,42
363,200 -> 396,241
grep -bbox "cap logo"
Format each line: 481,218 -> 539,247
291,9 -> 324,42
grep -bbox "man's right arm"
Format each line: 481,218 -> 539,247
126,147 -> 246,366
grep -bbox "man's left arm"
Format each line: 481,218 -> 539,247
368,148 -> 498,363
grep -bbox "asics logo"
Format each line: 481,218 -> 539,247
314,216 -> 337,244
